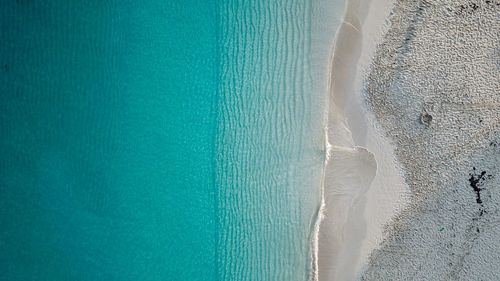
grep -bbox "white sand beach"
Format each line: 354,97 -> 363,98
361,1 -> 500,280
316,0 -> 410,280
314,0 -> 498,280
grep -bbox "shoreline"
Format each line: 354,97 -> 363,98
315,0 -> 410,280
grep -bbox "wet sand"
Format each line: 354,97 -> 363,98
317,0 -> 410,280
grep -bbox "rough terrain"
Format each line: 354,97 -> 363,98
362,1 -> 500,280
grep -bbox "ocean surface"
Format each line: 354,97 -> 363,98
0,1 -> 343,280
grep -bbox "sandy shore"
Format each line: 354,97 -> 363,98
361,1 -> 500,280
316,0 -> 410,280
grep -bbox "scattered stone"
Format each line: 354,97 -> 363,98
420,111 -> 433,125
468,168 -> 488,204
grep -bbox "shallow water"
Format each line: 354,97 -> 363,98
0,1 -> 343,280
216,1 -> 321,279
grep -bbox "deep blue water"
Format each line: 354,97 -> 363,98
0,1 -> 340,280
1,1 -> 217,280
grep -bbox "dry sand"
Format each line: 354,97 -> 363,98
361,0 -> 500,280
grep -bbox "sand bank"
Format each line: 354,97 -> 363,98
316,0 -> 410,280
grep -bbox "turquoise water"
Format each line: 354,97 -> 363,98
216,1 -> 329,280
0,1 -> 340,280
1,1 -> 217,280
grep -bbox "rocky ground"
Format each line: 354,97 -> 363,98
361,1 -> 500,280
